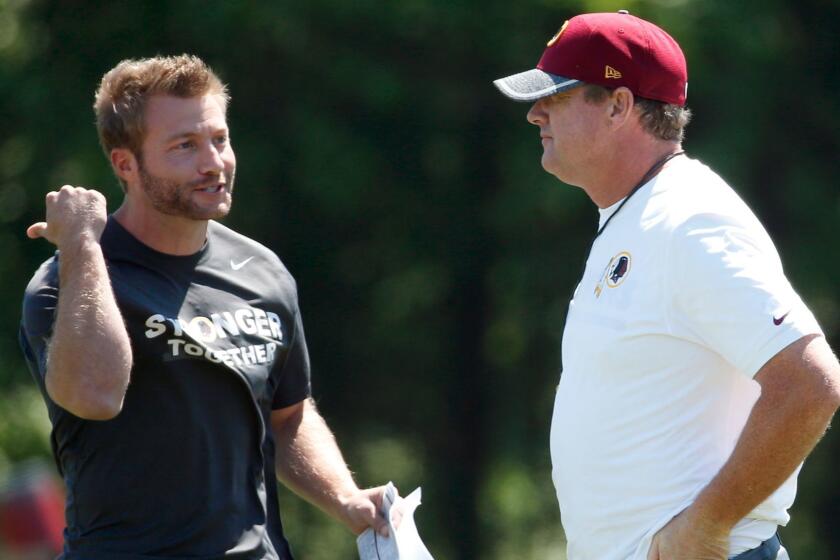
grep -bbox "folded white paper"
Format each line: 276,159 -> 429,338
357,482 -> 434,560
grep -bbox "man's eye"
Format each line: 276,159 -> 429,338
175,141 -> 194,150
213,136 -> 228,145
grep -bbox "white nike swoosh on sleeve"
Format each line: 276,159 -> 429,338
230,256 -> 255,270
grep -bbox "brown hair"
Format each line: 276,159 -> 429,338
93,54 -> 229,159
582,84 -> 692,143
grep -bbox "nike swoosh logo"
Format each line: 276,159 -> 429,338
773,312 -> 790,326
230,256 -> 255,271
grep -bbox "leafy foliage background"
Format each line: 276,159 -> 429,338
1,0 -> 838,558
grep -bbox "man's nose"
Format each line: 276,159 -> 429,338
526,100 -> 545,126
198,141 -> 224,174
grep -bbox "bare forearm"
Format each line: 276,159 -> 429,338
47,239 -> 132,419
272,399 -> 391,536
273,399 -> 359,522
688,335 -> 840,530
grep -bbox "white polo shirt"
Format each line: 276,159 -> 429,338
551,156 -> 822,560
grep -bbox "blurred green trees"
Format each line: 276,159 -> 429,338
1,0 -> 838,558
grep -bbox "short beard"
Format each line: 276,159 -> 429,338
137,160 -> 234,221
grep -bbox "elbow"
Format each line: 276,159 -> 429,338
45,364 -> 130,421
821,362 -> 840,414
47,383 -> 126,420
71,399 -> 124,421
811,337 -> 840,414
803,377 -> 840,421
827,382 -> 840,415
80,389 -> 126,420
806,378 -> 840,426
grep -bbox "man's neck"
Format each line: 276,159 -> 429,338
113,202 -> 208,256
583,141 -> 682,209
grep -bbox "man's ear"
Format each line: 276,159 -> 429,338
607,87 -> 635,126
111,148 -> 139,187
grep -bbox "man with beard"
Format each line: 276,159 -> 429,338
20,55 -> 391,559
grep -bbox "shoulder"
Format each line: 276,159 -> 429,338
207,220 -> 289,271
22,254 -> 60,335
644,157 -> 768,239
207,220 -> 299,296
23,254 -> 60,300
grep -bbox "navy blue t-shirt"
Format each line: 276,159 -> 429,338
19,217 -> 311,559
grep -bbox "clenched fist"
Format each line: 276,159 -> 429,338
27,185 -> 108,248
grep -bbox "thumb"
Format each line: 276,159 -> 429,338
27,222 -> 48,239
373,509 -> 391,538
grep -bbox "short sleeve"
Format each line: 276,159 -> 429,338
271,304 -> 312,409
20,257 -> 60,386
667,213 -> 822,377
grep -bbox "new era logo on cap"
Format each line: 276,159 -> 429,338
493,10 -> 688,105
605,66 -> 622,79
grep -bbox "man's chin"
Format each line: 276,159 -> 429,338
540,159 -> 576,185
169,203 -> 230,222
541,157 -> 560,177
191,196 -> 233,221
199,204 -> 232,221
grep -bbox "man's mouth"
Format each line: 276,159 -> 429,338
197,183 -> 224,193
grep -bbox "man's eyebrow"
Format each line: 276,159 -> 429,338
164,127 -> 228,143
164,130 -> 197,143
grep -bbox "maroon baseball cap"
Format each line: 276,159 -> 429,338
493,10 -> 688,106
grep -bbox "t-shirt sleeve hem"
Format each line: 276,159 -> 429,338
742,319 -> 823,378
270,386 -> 311,410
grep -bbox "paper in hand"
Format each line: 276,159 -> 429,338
357,482 -> 434,560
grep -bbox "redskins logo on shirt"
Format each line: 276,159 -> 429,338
594,251 -> 632,297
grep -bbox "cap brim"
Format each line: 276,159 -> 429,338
493,69 -> 581,102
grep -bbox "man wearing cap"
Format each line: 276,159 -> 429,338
494,11 -> 840,560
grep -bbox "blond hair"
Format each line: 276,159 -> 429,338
94,54 -> 229,158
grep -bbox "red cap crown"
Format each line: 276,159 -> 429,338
537,12 -> 687,106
